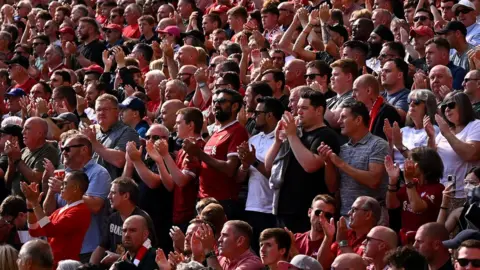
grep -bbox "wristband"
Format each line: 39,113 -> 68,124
198,82 -> 207,88
440,206 -> 448,210
338,240 -> 348,248
26,208 -> 34,213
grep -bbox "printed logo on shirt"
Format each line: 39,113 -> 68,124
110,223 -> 122,236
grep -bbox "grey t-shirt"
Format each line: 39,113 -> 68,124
451,43 -> 476,71
338,133 -> 389,216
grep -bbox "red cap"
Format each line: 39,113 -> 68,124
410,26 -> 434,38
59,27 -> 75,35
211,4 -> 230,13
157,25 -> 180,38
104,23 -> 123,32
84,64 -> 104,74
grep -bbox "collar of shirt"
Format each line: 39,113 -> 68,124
260,130 -> 275,139
217,120 -> 238,132
59,199 -> 84,214
223,249 -> 254,265
347,132 -> 372,146
467,22 -> 480,32
100,121 -> 123,134
264,25 -> 281,34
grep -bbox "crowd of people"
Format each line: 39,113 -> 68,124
0,0 -> 479,268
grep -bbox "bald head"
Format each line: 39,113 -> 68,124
332,253 -> 367,270
179,65 -> 198,75
158,18 -> 176,29
278,1 -> 294,10
355,74 -> 380,95
417,222 -> 449,241
429,65 -> 452,79
287,59 -> 306,71
369,226 -> 398,249
163,99 -> 185,111
178,45 -> 199,66
124,215 -> 148,231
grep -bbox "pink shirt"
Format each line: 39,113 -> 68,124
218,249 -> 263,270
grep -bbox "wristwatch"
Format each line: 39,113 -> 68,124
253,159 -> 260,168
399,145 -> 408,153
406,181 -> 417,189
338,240 -> 349,248
40,113 -> 49,119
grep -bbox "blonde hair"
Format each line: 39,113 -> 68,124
0,245 -> 18,270
350,9 -> 372,21
96,93 -> 119,107
196,47 -> 207,66
149,59 -> 164,70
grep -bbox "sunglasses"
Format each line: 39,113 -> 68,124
254,110 -> 267,117
441,101 -> 456,111
457,258 -> 480,267
408,99 -> 423,105
61,144 -> 85,153
414,16 -> 428,22
314,209 -> 334,220
213,98 -> 232,104
455,9 -> 472,15
464,78 -> 480,83
145,135 -> 166,141
304,73 -> 321,80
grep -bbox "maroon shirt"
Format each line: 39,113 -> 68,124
294,231 -> 323,257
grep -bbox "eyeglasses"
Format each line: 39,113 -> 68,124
455,9 -> 473,15
408,99 -> 423,105
414,16 -> 428,22
254,110 -> 267,117
378,53 -> 397,60
457,258 -> 480,267
366,236 -> 386,244
304,73 -> 321,80
61,144 -> 85,153
177,73 -> 193,78
313,209 -> 334,220
213,98 -> 232,104
441,101 -> 456,111
145,135 -> 167,141
464,78 -> 480,83
349,206 -> 369,214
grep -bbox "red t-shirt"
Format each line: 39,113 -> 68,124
123,24 -> 141,39
14,77 -> 37,94
198,121 -> 248,200
173,138 -> 206,224
330,229 -> 366,256
397,183 -> 444,232
294,231 -> 323,257
146,99 -> 161,114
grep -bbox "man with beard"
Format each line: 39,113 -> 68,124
292,195 -> 336,258
183,89 -> 248,220
266,89 -> 340,233
236,97 -> 284,253
342,40 -> 372,75
243,81 -> 273,136
362,226 -> 398,270
259,228 -> 291,270
69,17 -> 105,68
90,177 -> 156,267
351,18 -> 375,42
366,25 -> 394,73
177,65 -> 197,104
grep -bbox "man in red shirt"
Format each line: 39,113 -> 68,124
183,89 -> 248,220
151,107 -> 205,228
23,171 -> 91,266
123,4 -> 142,39
317,196 -> 379,269
259,228 -> 291,270
6,55 -> 37,94
293,194 -> 336,258
143,70 -> 165,117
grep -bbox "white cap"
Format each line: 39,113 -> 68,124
452,0 -> 476,13
277,255 -> 323,270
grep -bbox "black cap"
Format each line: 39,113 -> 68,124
372,25 -> 394,42
328,24 -> 349,43
5,54 -> 29,69
443,229 -> 480,249
436,20 -> 467,37
0,124 -> 23,138
119,97 -> 146,116
180,30 -> 205,43
51,112 -> 80,127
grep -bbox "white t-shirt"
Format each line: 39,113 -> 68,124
245,131 -> 275,213
393,125 -> 440,169
436,119 -> 480,198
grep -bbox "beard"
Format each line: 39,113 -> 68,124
368,42 -> 382,58
215,109 -> 232,122
79,32 -> 89,41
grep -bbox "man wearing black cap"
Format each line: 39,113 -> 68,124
51,112 -> 80,132
181,30 -> 206,45
437,21 -> 476,71
0,124 -> 24,200
120,97 -> 150,139
6,55 -> 37,94
3,88 -> 26,120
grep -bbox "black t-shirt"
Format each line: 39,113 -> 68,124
278,126 -> 341,215
139,34 -> 160,45
245,117 -> 259,136
100,206 -> 157,253
0,154 -> 9,203
371,103 -> 402,140
278,95 -> 290,111
78,39 -> 106,67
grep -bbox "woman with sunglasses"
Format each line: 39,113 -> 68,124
384,90 -> 439,170
438,167 -> 480,233
385,147 -> 445,244
432,91 -> 480,203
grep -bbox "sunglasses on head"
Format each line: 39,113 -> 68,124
441,101 -> 456,111
455,8 -> 472,15
457,258 -> 480,267
145,135 -> 166,141
304,73 -> 321,80
414,16 -> 428,22
61,144 -> 85,153
408,99 -> 423,105
314,209 -> 334,220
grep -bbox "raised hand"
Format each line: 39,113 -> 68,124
336,216 -> 348,242
155,139 -> 170,156
20,182 -> 43,206
383,119 -> 393,142
423,116 -> 436,139
155,249 -> 172,270
435,114 -> 451,136
195,223 -> 215,252
146,140 -> 162,161
282,111 -> 297,137
79,124 -> 97,142
42,158 -> 55,180
169,226 -> 185,253
392,122 -> 403,147
194,67 -> 208,84
384,155 -> 400,184
319,211 -> 335,239
319,3 -> 330,23
238,141 -> 256,168
403,158 -> 418,182
126,141 -> 142,162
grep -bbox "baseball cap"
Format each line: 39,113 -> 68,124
453,0 -> 476,13
410,26 -> 435,38
84,64 -> 104,75
436,20 -> 467,36
180,30 -> 205,43
0,124 -> 23,138
59,26 -> 75,36
119,97 -> 146,114
5,54 -> 29,69
277,255 -> 323,270
328,24 -> 349,43
443,229 -> 480,249
51,112 -> 80,127
104,24 -> 123,32
5,88 -> 26,98
157,26 -> 181,38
